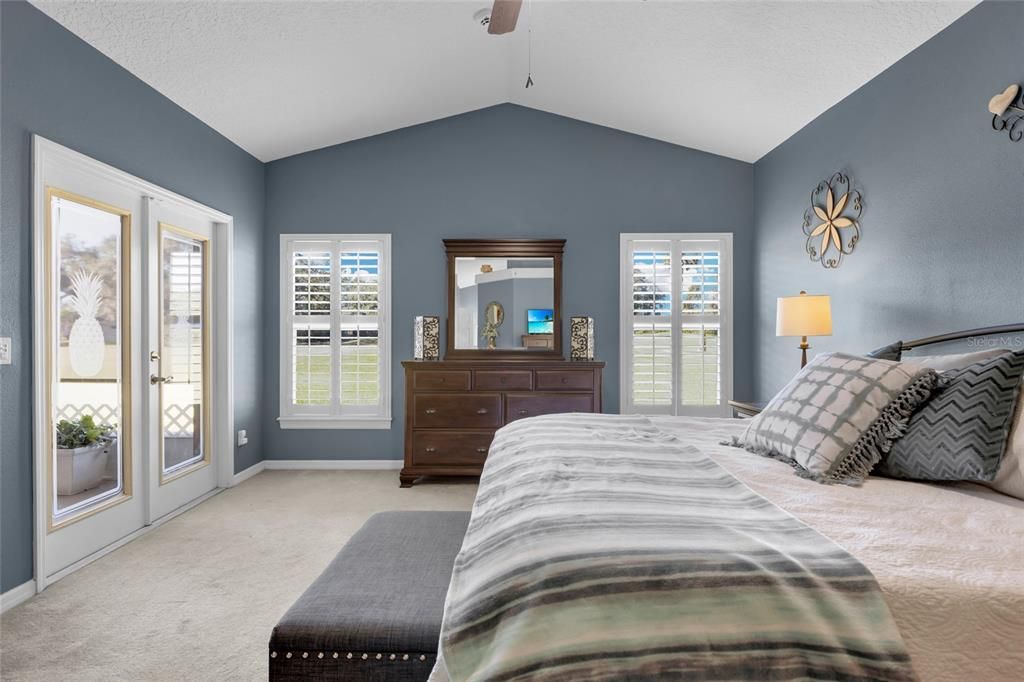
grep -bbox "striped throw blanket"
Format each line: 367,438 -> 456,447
434,414 -> 916,681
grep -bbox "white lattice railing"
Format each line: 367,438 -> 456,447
162,403 -> 195,438
57,403 -> 118,426
57,403 -> 195,438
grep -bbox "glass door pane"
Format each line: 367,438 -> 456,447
159,225 -> 209,479
50,191 -> 131,524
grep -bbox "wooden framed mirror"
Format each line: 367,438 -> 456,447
444,239 -> 564,360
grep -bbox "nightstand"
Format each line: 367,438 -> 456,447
728,400 -> 767,418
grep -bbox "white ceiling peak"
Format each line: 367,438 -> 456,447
32,1 -> 977,163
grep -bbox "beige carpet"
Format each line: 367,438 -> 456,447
0,471 -> 477,681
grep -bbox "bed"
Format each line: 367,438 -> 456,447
652,416 -> 1024,682
431,329 -> 1024,681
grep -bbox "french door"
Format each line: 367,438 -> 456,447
33,137 -> 231,589
144,203 -> 218,522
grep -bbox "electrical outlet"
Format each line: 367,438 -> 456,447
237,429 -> 248,447
0,337 -> 10,365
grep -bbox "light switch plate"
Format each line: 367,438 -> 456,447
0,337 -> 10,365
237,429 -> 248,447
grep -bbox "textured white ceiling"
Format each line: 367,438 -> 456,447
32,1 -> 977,162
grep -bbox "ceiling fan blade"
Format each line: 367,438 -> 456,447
487,0 -> 523,35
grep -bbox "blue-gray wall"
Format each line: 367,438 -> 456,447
6,0 -> 1014,595
264,104 -> 755,459
0,2 -> 266,592
751,1 -> 1024,399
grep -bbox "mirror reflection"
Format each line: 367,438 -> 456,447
454,257 -> 554,350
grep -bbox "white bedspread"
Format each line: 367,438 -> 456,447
650,416 -> 1024,682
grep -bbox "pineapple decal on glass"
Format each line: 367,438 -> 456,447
67,269 -> 106,377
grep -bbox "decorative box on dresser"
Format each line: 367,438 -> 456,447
400,360 -> 604,486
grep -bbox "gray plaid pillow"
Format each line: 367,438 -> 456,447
727,353 -> 937,484
877,349 -> 1024,481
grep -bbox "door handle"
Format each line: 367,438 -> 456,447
150,374 -> 174,385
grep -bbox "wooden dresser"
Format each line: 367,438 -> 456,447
400,360 -> 604,486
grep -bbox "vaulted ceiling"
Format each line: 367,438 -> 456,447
33,1 -> 977,163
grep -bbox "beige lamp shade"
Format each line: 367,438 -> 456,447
776,292 -> 832,337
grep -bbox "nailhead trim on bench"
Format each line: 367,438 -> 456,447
270,651 -> 432,662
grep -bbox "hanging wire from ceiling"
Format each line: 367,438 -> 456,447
524,0 -> 534,88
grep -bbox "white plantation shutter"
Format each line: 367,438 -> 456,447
337,244 -> 381,412
280,235 -> 391,428
680,247 -> 721,407
620,234 -> 732,416
630,245 -> 673,408
292,248 -> 332,406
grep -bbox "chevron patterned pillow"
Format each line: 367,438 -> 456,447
877,349 -> 1024,481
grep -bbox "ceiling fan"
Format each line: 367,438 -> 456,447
486,0 -> 523,35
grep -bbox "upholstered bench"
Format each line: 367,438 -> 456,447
269,511 -> 470,681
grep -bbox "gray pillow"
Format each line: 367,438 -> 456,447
877,349 -> 1024,481
726,352 -> 937,485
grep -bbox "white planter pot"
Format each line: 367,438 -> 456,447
56,441 -> 113,496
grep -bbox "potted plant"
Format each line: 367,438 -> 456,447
55,415 -> 116,496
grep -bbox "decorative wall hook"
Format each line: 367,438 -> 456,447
988,84 -> 1023,142
802,172 -> 863,270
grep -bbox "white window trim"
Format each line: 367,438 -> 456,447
618,233 -> 733,417
278,233 -> 392,429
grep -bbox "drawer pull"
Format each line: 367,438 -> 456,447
424,408 -> 437,415
500,377 -> 507,383
476,408 -> 489,415
476,447 -> 487,453
435,377 -> 446,383
518,409 -> 529,416
424,447 -> 437,453
561,377 -> 568,384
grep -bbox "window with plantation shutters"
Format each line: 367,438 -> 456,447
620,234 -> 732,417
279,235 -> 391,429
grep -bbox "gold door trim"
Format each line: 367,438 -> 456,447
157,222 -> 212,485
46,187 -> 133,533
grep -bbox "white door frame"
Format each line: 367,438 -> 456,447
31,136 -> 235,591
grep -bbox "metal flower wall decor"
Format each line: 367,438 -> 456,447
802,172 -> 863,269
988,83 -> 1023,142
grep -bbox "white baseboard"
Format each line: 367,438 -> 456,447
1,580 -> 36,614
230,460 -> 266,486
262,459 -> 403,470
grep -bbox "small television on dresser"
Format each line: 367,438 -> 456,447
527,308 -> 554,335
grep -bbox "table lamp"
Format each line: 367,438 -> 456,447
776,291 -> 832,368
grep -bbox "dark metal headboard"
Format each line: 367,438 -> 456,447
901,323 -> 1024,351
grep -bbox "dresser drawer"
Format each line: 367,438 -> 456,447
413,393 -> 502,428
474,370 -> 532,391
506,393 -> 594,422
410,431 -> 492,467
413,370 -> 471,391
535,370 -> 595,391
